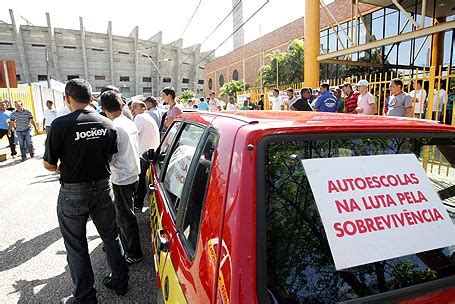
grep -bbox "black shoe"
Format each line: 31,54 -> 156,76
103,274 -> 128,296
125,255 -> 143,265
30,152 -> 35,158
60,295 -> 78,304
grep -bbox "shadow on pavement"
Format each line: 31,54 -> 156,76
28,174 -> 60,185
9,211 -> 157,303
0,158 -> 23,169
0,227 -> 62,272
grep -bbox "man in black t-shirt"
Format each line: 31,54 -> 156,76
43,79 -> 129,303
291,88 -> 314,111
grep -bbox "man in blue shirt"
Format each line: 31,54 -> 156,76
314,83 -> 339,113
0,101 -> 17,157
197,97 -> 209,111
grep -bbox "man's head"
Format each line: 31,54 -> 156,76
208,91 -> 216,100
300,88 -> 312,99
273,88 -> 279,97
131,100 -> 147,116
162,87 -> 176,105
145,96 -> 158,110
389,78 -> 403,95
286,88 -> 294,98
229,96 -> 235,104
332,88 -> 342,99
99,90 -> 123,120
100,85 -> 120,94
341,82 -> 353,95
199,97 -> 205,103
0,101 -> 5,112
15,100 -> 24,111
320,83 -> 330,93
414,79 -> 423,89
355,79 -> 369,94
46,100 -> 53,109
260,94 -> 264,100
65,79 -> 93,109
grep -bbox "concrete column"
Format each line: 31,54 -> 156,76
79,17 -> 89,80
9,9 -> 31,83
156,39 -> 162,96
132,26 -> 139,95
174,39 -> 182,93
108,21 -> 115,85
431,17 -> 446,71
232,0 -> 244,49
304,0 -> 320,87
46,13 -> 61,82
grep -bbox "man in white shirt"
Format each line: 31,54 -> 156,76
271,88 -> 284,111
43,100 -> 57,133
100,90 -> 143,265
131,100 -> 160,211
355,80 -> 377,115
409,80 -> 427,118
208,91 -> 223,111
226,96 -> 239,111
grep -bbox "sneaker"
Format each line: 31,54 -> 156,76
60,295 -> 78,304
103,274 -> 128,296
21,156 -> 26,162
125,255 -> 143,265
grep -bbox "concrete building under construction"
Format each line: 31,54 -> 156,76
0,10 -> 213,97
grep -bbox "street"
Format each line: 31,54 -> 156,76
0,135 -> 158,303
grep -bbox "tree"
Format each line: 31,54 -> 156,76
219,80 -> 250,98
179,89 -> 195,102
259,39 -> 305,87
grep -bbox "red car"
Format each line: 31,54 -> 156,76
145,111 -> 455,303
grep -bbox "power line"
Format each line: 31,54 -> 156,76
179,0 -> 203,40
181,0 -> 270,78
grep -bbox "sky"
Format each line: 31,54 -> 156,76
0,0 -> 333,57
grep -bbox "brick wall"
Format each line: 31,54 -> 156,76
205,0 -> 378,95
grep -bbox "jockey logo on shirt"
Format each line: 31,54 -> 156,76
75,128 -> 107,141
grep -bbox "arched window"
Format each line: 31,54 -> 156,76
232,69 -> 239,81
208,78 -> 213,90
219,74 -> 225,87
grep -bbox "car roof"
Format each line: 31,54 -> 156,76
180,111 -> 455,134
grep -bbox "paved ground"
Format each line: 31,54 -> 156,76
0,135 -> 158,303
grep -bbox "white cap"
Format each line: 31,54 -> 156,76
355,79 -> 369,87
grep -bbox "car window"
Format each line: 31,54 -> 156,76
180,132 -> 218,258
162,124 -> 204,215
263,136 -> 455,303
157,122 -> 181,174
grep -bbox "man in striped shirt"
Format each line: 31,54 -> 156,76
340,83 -> 360,114
9,101 -> 40,161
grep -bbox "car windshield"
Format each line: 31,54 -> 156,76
263,135 -> 455,303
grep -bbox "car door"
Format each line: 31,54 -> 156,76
150,122 -> 216,303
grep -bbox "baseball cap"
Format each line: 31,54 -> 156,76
161,86 -> 175,94
355,80 -> 369,87
340,82 -> 352,89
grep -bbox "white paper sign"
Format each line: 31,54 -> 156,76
301,154 -> 455,270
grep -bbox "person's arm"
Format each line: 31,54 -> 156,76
164,117 -> 174,128
43,160 -> 58,172
404,95 -> 414,117
313,98 -> 321,112
30,116 -> 40,133
405,106 -> 414,117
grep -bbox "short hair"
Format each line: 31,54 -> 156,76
260,94 -> 264,98
131,100 -> 147,109
273,88 -> 279,93
341,83 -> 353,90
390,78 -> 403,88
320,83 -> 330,90
286,88 -> 294,93
416,79 -> 423,86
199,97 -> 205,102
209,91 -> 215,95
46,100 -> 54,105
301,88 -> 311,95
65,79 -> 92,104
100,85 -> 120,94
162,87 -> 176,99
99,90 -> 122,112
15,100 -> 23,105
145,96 -> 158,106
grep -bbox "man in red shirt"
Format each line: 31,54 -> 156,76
340,83 -> 360,114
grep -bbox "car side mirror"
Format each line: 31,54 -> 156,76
141,149 -> 156,163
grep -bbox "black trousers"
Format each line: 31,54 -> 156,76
112,182 -> 143,259
134,159 -> 149,209
0,129 -> 16,155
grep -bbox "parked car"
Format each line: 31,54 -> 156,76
144,111 -> 455,303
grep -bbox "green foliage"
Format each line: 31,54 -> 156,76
219,80 -> 250,98
259,39 -> 305,87
179,89 -> 195,102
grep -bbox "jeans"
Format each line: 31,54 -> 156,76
57,178 -> 129,303
112,182 -> 143,259
0,129 -> 16,155
134,159 -> 149,209
16,128 -> 34,158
